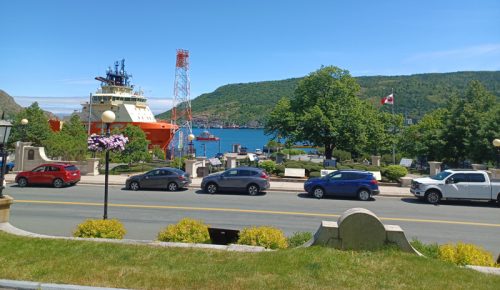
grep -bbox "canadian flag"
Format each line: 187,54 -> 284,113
381,93 -> 394,105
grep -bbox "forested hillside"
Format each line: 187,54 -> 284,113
156,71 -> 500,127
0,90 -> 24,119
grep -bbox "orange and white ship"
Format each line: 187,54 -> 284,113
72,60 -> 176,150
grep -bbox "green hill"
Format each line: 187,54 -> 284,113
155,71 -> 500,127
0,90 -> 24,119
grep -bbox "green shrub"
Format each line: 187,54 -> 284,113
333,149 -> 351,162
73,219 -> 126,239
309,171 -> 321,178
287,232 -> 313,248
284,160 -> 323,176
274,164 -> 285,175
237,226 -> 288,249
157,218 -> 210,244
259,160 -> 276,174
438,242 -> 496,267
281,148 -> 307,156
410,239 -> 439,259
383,165 -> 408,182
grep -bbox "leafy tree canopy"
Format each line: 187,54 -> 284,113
266,66 -> 388,159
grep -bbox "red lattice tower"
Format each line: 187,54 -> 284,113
170,49 -> 193,159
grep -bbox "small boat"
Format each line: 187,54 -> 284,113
196,130 -> 220,141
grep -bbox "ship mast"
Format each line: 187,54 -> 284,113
169,49 -> 193,159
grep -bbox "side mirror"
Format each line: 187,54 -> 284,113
446,178 -> 454,184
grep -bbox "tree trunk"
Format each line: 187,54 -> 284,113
325,144 -> 334,160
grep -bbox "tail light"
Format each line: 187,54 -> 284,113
178,175 -> 185,180
370,179 -> 378,185
260,172 -> 269,179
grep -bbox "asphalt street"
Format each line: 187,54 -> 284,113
5,183 -> 500,256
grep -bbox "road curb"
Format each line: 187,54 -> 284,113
0,279 -> 129,290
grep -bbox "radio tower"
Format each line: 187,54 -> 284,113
170,49 -> 193,159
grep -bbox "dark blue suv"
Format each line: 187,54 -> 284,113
304,170 -> 379,201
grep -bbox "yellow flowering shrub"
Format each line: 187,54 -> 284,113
157,218 -> 210,244
438,242 -> 496,267
73,219 -> 126,239
237,226 -> 288,249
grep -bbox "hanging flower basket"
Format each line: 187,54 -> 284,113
87,134 -> 129,152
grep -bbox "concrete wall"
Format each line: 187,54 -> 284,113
13,142 -> 99,176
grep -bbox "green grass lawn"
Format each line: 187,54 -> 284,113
0,232 -> 499,289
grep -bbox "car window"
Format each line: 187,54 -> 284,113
467,173 -> 485,182
224,169 -> 238,177
449,173 -> 467,183
147,170 -> 160,176
32,166 -> 45,172
330,172 -> 342,179
48,166 -> 60,172
65,165 -> 78,171
162,170 -> 174,176
431,171 -> 452,180
239,170 -> 258,176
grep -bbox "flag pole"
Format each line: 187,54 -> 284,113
392,88 -> 395,165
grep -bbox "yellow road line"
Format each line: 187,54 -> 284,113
13,199 -> 500,228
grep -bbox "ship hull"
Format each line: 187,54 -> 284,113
88,121 -> 177,151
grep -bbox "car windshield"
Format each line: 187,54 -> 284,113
430,171 -> 452,180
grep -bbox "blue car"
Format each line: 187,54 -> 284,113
304,170 -> 379,201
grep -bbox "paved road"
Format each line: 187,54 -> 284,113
5,184 -> 500,256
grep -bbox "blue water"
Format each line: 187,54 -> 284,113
191,128 -> 270,158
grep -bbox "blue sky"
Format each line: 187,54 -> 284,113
1,0 -> 499,115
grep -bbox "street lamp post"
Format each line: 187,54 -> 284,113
188,133 -> 195,157
101,110 -> 115,220
493,139 -> 500,169
0,119 -> 13,198
21,118 -> 28,142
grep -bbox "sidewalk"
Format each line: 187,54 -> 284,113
4,173 -> 413,197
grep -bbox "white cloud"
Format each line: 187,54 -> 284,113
405,44 -> 500,63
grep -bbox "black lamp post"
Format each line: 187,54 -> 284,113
101,110 -> 115,220
493,139 -> 500,169
0,119 -> 13,199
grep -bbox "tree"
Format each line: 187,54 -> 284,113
116,125 -> 150,164
440,81 -> 498,164
265,66 -> 381,160
398,108 -> 447,161
8,102 -> 52,148
44,114 -> 88,160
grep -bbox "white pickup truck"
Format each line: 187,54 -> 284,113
410,169 -> 500,204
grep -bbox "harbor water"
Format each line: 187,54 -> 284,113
191,128 -> 270,158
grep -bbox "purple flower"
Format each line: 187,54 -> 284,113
87,134 -> 128,152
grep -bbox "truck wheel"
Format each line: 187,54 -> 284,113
425,190 -> 441,204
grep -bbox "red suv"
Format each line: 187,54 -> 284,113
15,163 -> 81,188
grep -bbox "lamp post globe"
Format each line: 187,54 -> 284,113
188,133 -> 195,141
101,110 -> 116,124
21,119 -> 28,125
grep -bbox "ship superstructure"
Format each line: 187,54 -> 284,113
78,60 -> 177,150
